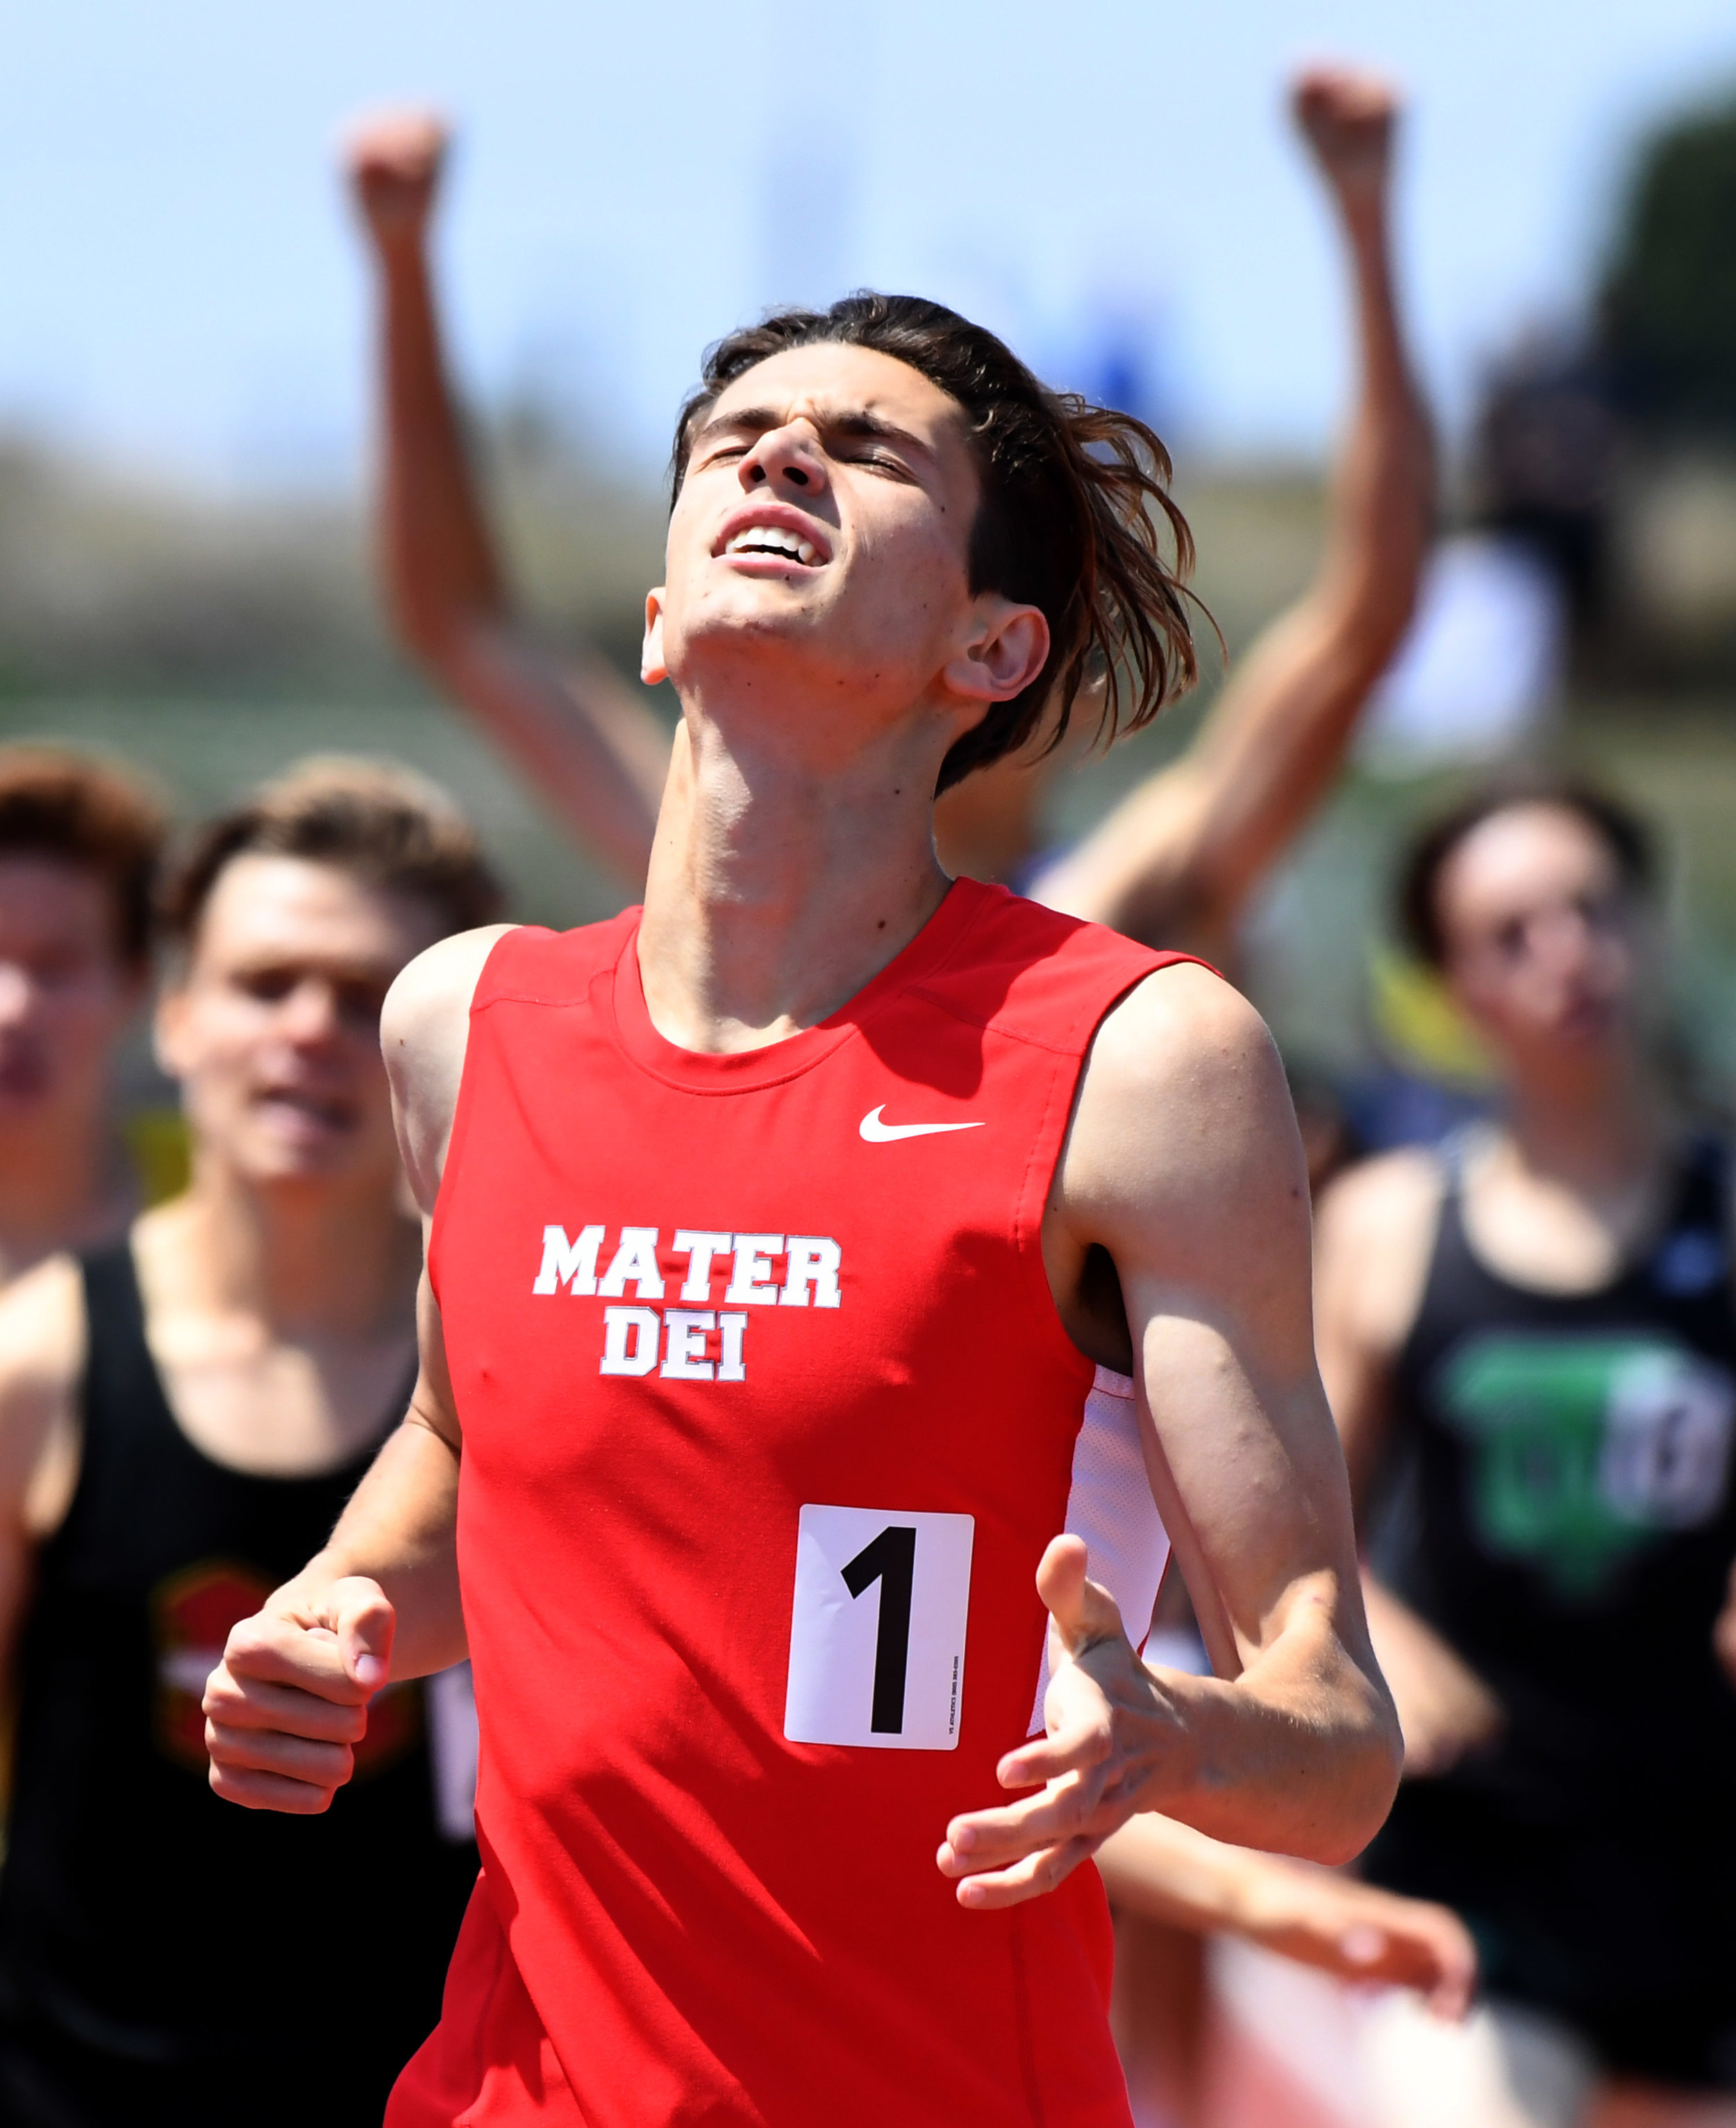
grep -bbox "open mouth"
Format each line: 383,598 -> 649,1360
256,1087 -> 358,1134
724,525 -> 821,564
715,510 -> 831,567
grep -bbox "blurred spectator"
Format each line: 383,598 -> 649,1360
0,760 -> 490,2128
1601,92 -> 1736,440
1453,89 -> 1736,695
1313,774 -> 1736,2124
1469,333 -> 1620,640
0,749 -> 165,1284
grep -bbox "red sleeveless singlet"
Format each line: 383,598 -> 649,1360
392,878 -> 1194,2128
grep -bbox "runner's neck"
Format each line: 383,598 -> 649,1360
636,696 -> 956,1055
161,1159 -> 419,1342
1501,1056 -> 1667,1202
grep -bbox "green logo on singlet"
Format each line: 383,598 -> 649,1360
1437,1335 -> 1735,1597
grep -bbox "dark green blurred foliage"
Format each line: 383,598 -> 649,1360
1603,94 -> 1736,433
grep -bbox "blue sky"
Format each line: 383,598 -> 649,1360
1,0 -> 1734,485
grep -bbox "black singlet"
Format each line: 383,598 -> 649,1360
1362,1133 -> 1736,2088
0,1243 -> 480,2128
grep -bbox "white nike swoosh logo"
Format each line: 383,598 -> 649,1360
859,1105 -> 986,1143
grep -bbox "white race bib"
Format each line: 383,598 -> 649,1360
783,1504 -> 974,1751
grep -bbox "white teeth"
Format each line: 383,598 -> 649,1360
724,523 -> 820,562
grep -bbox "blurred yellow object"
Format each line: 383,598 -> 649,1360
1369,947 -> 1494,1090
122,1107 -> 192,1208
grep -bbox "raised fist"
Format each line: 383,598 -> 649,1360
1290,65 -> 1399,196
344,108 -> 449,242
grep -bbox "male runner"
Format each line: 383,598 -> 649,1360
0,760 -> 495,2125
343,63 -> 1430,967
1315,779 -> 1736,2125
208,294 -> 1399,2125
346,63 -> 1438,2102
0,747 -> 164,1284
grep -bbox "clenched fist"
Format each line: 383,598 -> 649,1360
344,108 -> 449,245
1290,64 -> 1401,201
203,1571 -> 397,1813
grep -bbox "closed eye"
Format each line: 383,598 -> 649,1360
842,451 -> 912,480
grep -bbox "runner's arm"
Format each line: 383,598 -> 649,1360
1035,67 -> 1432,950
939,967 -> 1401,1907
201,1284 -> 465,1813
1096,1814 -> 1476,2018
1313,1152 -> 1503,1775
346,110 -> 668,886
203,929 -> 506,1814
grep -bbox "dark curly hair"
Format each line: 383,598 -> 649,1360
671,292 -> 1203,795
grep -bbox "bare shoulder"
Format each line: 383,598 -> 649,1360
1313,1145 -> 1445,1356
1094,956 -> 1275,1073
1314,1145 -> 1444,1265
382,923 -> 516,1211
0,1253 -> 85,1392
1060,965 -> 1305,1269
1073,963 -> 1296,1179
381,922 -> 515,1059
0,1252 -> 86,1535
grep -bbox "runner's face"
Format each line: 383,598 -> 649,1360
158,855 -> 441,1190
649,343 -> 1044,748
1436,806 -> 1642,1070
0,856 -> 140,1131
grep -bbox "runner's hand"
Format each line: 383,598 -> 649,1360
203,1574 -> 396,1814
1238,1863 -> 1478,2020
937,1536 -> 1188,1911
1290,64 -> 1398,200
344,108 -> 448,243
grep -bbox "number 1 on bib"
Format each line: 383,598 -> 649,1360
783,1505 -> 974,1750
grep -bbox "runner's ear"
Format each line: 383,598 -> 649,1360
944,599 -> 1049,707
642,590 -> 669,686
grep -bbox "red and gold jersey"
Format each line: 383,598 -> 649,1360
395,879 -> 1193,2128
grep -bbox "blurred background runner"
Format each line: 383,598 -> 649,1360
0,762 -> 488,2127
0,750 -> 166,1284
1314,778 -> 1736,2127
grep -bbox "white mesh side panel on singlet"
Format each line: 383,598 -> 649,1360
1028,1366 -> 1171,1734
